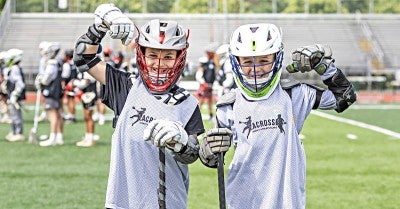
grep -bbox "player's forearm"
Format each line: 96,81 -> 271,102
74,25 -> 107,85
173,135 -> 200,164
323,68 -> 357,112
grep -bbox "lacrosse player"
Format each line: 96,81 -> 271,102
3,49 -> 26,142
0,50 -> 12,124
73,71 -> 98,147
62,49 -> 78,123
73,4 -> 204,208
195,43 -> 219,121
215,43 -> 236,98
199,23 -> 357,209
35,42 -> 64,147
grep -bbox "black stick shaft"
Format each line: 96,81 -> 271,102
158,147 -> 166,209
217,152 -> 226,209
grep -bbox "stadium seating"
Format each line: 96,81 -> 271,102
0,13 -> 399,88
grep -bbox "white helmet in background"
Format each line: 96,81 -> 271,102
42,42 -> 61,59
5,48 -> 23,67
136,19 -> 189,94
0,51 -> 7,63
39,41 -> 49,56
229,23 -> 284,100
216,43 -> 230,64
198,56 -> 208,64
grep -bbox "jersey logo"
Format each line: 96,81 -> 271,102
239,114 -> 287,138
239,116 -> 252,138
129,106 -> 154,126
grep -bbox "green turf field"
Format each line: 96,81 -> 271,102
1,103 -> 399,209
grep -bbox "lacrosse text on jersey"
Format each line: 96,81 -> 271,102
239,113 -> 287,137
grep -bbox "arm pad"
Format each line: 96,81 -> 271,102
323,69 -> 357,113
73,25 -> 105,73
173,135 -> 199,164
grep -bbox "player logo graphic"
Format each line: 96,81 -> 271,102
276,114 -> 286,134
239,116 -> 252,138
130,106 -> 147,126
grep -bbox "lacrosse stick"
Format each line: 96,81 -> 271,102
158,147 -> 166,209
217,152 -> 226,209
28,89 -> 41,144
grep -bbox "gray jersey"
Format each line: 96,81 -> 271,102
105,79 -> 198,209
217,83 -> 336,209
5,65 -> 25,95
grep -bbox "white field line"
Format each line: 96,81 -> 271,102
350,104 -> 400,109
311,110 -> 400,139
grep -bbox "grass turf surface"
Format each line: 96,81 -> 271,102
1,104 -> 399,208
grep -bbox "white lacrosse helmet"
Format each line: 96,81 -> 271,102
5,48 -> 23,67
0,51 -> 7,62
42,42 -> 61,59
229,23 -> 284,100
216,43 -> 230,64
198,56 -> 208,64
136,19 -> 189,94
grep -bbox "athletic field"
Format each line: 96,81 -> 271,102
1,103 -> 399,209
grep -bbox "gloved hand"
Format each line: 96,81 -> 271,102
143,119 -> 188,152
9,91 -> 19,106
94,3 -> 137,45
200,128 -> 232,159
34,74 -> 43,90
286,44 -> 334,75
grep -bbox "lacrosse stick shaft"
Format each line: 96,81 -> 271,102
33,89 -> 41,130
217,152 -> 226,209
158,147 -> 166,209
28,89 -> 41,144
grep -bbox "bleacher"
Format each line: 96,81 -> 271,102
1,12 -> 399,89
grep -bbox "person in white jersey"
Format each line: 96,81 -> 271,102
199,23 -> 357,209
73,4 -> 204,209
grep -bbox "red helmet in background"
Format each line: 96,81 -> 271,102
103,47 -> 112,57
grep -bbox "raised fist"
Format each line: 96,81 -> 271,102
94,4 -> 137,45
286,44 -> 334,75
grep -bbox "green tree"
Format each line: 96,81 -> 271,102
309,0 -> 337,13
374,0 -> 400,13
283,0 -> 305,13
341,0 -> 369,13
1,0 -> 6,11
147,0 -> 174,13
175,0 -> 209,13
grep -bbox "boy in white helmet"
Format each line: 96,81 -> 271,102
0,50 -> 12,124
3,48 -> 26,142
199,23 -> 357,208
35,42 -> 64,146
73,4 -> 204,208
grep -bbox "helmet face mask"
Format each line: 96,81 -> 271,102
229,23 -> 284,100
136,19 -> 189,94
137,47 -> 187,94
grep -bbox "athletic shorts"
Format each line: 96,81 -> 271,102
44,97 -> 62,110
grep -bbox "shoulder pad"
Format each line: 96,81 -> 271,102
46,59 -> 58,65
305,83 -> 325,91
216,91 -> 236,108
280,78 -> 301,90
